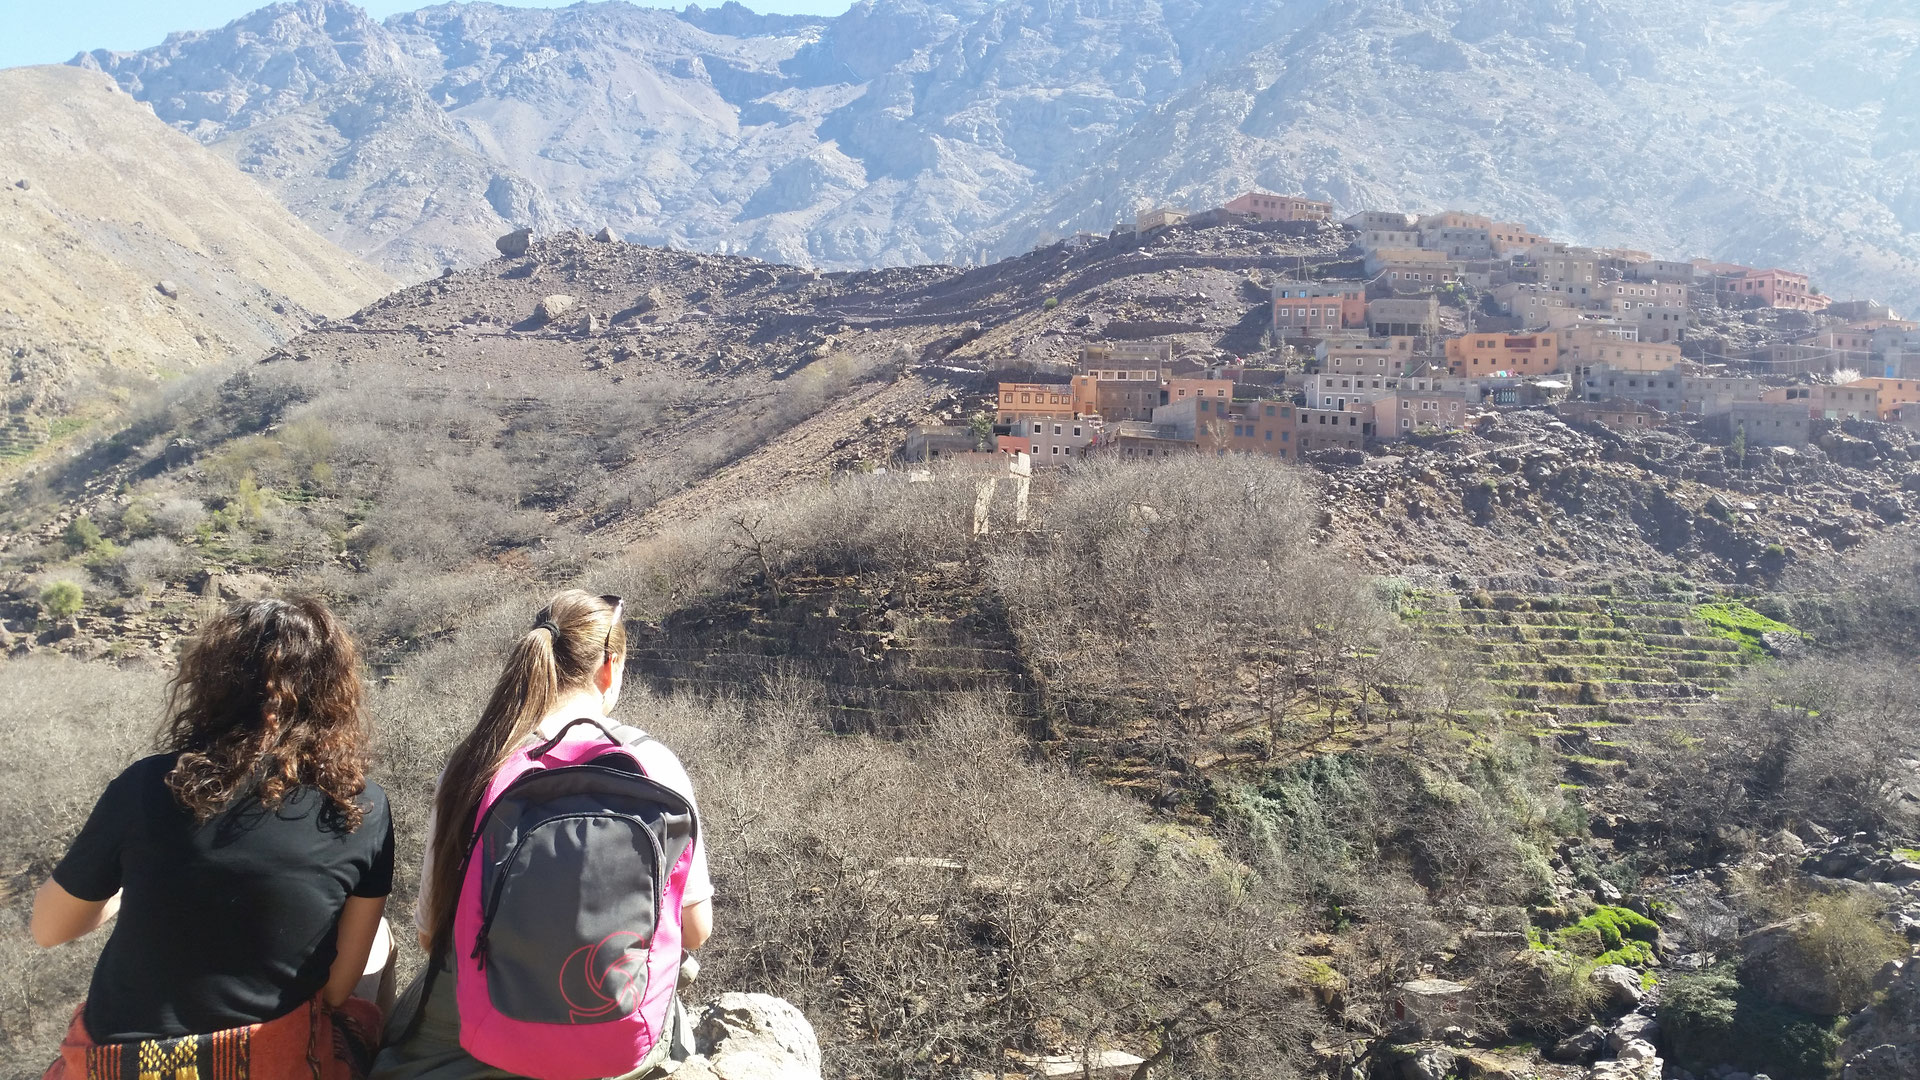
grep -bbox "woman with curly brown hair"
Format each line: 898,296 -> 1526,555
31,597 -> 395,1080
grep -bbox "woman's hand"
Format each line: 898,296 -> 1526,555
29,879 -> 119,948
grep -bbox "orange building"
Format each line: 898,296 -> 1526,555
1164,377 -> 1236,406
1562,329 -> 1682,372
1225,191 -> 1333,223
1811,383 -> 1881,421
1489,221 -> 1549,256
1273,282 -> 1367,335
1445,332 -> 1562,377
1716,268 -> 1828,312
1843,378 -> 1920,420
996,382 -> 1076,424
1071,373 -> 1160,422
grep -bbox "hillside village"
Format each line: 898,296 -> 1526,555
932,194 -> 1920,471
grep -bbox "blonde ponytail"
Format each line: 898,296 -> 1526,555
422,591 -> 626,951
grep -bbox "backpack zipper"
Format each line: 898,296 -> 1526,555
472,810 -> 666,972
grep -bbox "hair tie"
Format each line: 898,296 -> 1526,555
534,620 -> 562,639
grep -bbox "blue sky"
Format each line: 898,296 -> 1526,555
0,0 -> 856,68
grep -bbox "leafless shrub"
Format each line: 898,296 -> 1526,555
985,455 -> 1409,790
0,658 -> 164,1069
107,537 -> 194,595
151,496 -> 208,540
1644,657 -> 1920,856
643,690 -> 1317,1079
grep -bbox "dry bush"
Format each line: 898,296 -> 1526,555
108,537 -> 194,595
1784,531 -> 1920,657
604,467 -> 981,618
985,455 -> 1410,785
0,657 -> 165,1072
644,690 -> 1318,1079
1644,657 -> 1920,855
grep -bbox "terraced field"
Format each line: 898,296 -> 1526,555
624,569 -> 1038,735
1412,579 -> 1767,782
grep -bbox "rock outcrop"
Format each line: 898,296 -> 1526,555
1841,955 -> 1920,1078
677,994 -> 822,1080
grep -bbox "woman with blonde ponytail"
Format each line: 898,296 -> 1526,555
375,591 -> 712,1080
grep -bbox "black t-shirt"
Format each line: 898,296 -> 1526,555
52,753 -> 395,1042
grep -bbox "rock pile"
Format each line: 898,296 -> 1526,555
1319,409 -> 1920,583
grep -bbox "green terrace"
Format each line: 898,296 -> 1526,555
1409,580 -> 1771,776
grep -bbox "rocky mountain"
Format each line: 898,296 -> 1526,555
0,65 -> 393,441
69,0 -> 1920,310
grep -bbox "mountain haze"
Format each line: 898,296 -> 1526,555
69,0 -> 1920,310
0,65 -> 393,431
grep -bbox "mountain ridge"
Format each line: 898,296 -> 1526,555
64,0 -> 1920,313
0,64 -> 393,446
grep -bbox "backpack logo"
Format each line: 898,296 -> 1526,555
560,931 -> 646,1023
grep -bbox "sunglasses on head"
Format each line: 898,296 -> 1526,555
600,594 -> 623,657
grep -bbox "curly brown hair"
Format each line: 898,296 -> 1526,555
163,596 -> 371,831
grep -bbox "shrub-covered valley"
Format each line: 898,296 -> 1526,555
3,224 -> 1918,1080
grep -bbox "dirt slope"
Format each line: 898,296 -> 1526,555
0,65 -> 393,450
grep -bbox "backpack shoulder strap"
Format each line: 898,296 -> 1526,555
606,720 -> 658,754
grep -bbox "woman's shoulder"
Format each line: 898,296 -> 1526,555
354,779 -> 392,817
110,752 -> 183,791
620,727 -> 696,795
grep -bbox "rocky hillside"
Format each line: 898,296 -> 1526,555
67,0 -> 1920,310
0,65 -> 392,455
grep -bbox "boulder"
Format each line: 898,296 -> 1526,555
1550,1025 -> 1607,1064
1617,1038 -> 1658,1061
1764,830 -> 1809,857
1400,1047 -> 1455,1080
1607,1012 -> 1660,1054
1591,965 -> 1644,1009
594,226 -> 616,242
496,227 -> 532,257
1840,955 -> 1920,1077
1742,913 -> 1847,1015
683,993 -> 822,1080
536,294 -> 579,322
155,279 -> 180,299
1845,1043 -> 1917,1079
1589,1056 -> 1662,1080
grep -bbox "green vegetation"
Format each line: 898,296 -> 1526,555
1042,296 -> 1060,310
61,511 -> 105,549
1661,968 -> 1841,1080
1535,905 -> 1660,967
1694,602 -> 1801,657
39,580 -> 83,619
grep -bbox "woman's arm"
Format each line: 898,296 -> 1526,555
682,898 -> 712,952
30,878 -> 120,948
323,895 -> 389,1008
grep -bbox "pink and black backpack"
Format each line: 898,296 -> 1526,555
446,718 -> 698,1080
